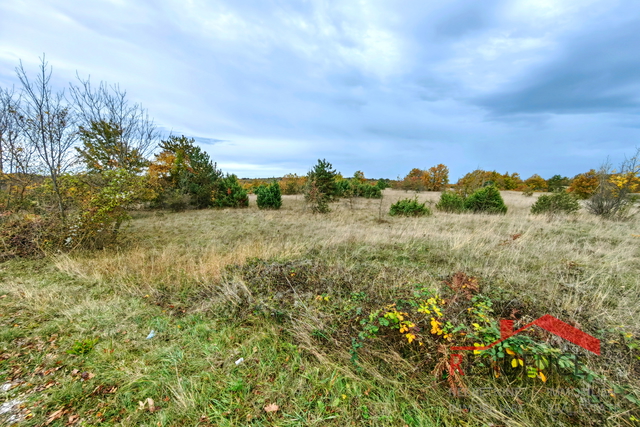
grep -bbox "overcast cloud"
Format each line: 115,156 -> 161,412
1,0 -> 638,179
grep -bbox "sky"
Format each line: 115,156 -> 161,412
1,0 -> 639,180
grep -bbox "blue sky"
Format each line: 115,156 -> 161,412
1,0 -> 639,180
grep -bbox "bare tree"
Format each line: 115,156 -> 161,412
0,86 -> 19,174
68,74 -> 159,170
586,148 -> 640,220
0,87 -> 38,210
15,55 -> 78,220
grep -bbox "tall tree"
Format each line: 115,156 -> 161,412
523,174 -> 548,192
547,175 -> 570,192
422,164 -> 449,191
402,168 -> 425,191
68,74 -> 158,169
76,120 -> 148,173
0,87 -> 38,210
150,135 -> 222,208
304,159 -> 338,213
15,56 -> 77,220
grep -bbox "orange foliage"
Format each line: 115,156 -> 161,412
401,168 -> 426,191
279,173 -> 307,195
422,164 -> 449,191
523,174 -> 547,192
568,169 -> 599,199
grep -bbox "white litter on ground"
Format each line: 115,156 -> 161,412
0,398 -> 25,424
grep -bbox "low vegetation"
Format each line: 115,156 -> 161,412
389,197 -> 431,217
530,191 -> 581,215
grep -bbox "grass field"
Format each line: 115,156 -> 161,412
1,189 -> 639,426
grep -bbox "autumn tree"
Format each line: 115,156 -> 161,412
422,164 -> 449,191
68,74 -> 158,165
523,174 -> 548,192
279,173 -> 306,195
353,170 -> 366,184
586,149 -> 640,219
149,135 -> 222,209
455,169 -> 491,197
76,120 -> 148,173
402,168 -> 425,191
568,170 -> 599,199
497,172 -> 522,190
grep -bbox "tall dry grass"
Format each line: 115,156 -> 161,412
55,189 -> 639,329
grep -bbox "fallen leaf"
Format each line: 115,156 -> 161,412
81,372 -> 95,380
46,409 -> 65,425
147,397 -> 156,412
0,294 -> 7,299
264,403 -> 279,413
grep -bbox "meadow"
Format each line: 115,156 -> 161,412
1,189 -> 639,426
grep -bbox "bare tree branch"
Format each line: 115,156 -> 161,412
14,55 -> 77,219
68,73 -> 159,168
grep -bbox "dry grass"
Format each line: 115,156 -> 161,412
56,190 -> 640,329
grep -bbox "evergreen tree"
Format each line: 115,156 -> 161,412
150,135 -> 222,208
255,180 -> 282,209
212,174 -> 249,208
547,175 -> 570,192
464,185 -> 508,214
305,159 -> 338,213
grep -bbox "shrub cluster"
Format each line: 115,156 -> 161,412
389,197 -> 432,217
435,185 -> 507,215
463,185 -> 508,214
530,191 -> 581,215
335,176 -> 383,199
255,181 -> 282,210
435,192 -> 465,213
212,174 -> 249,208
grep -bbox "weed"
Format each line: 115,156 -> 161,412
66,338 -> 99,356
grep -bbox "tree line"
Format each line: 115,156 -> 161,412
2,56 -> 638,258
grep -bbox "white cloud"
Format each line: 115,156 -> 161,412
0,0 -> 638,180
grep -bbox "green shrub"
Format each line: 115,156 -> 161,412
356,183 -> 382,199
389,197 -> 431,217
375,179 -> 391,190
212,174 -> 249,208
335,180 -> 351,197
335,180 -> 382,199
255,181 -> 282,209
464,185 -> 507,214
435,191 -> 465,213
530,191 -> 581,215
